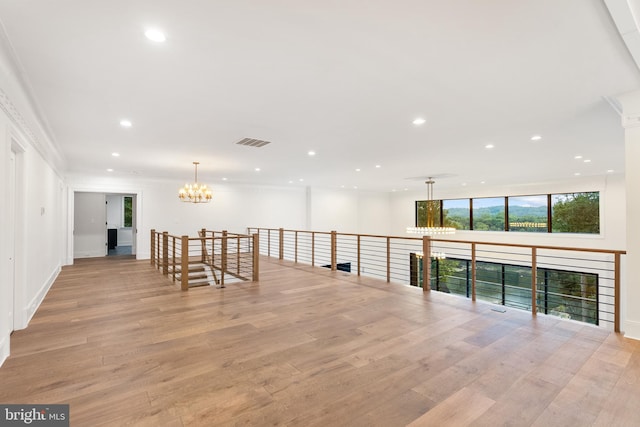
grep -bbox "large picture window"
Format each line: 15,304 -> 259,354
551,192 -> 599,233
508,195 -> 548,233
443,199 -> 470,230
415,191 -> 599,234
472,197 -> 505,231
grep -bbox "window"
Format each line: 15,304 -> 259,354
472,197 -> 505,231
415,200 -> 442,227
123,196 -> 133,228
443,199 -> 470,230
414,191 -> 599,234
508,195 -> 548,232
551,192 -> 599,233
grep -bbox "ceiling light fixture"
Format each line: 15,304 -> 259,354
112,152 -> 120,157
145,28 -> 166,43
413,118 -> 426,125
485,144 -> 495,149
178,162 -> 212,203
406,178 -> 455,235
308,151 -> 316,156
531,135 -> 542,141
120,119 -> 132,128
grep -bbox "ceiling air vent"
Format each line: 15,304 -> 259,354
235,138 -> 272,148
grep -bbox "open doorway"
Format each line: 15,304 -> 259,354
73,191 -> 138,259
106,194 -> 136,256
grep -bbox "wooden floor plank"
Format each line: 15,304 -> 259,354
1,256 -> 640,426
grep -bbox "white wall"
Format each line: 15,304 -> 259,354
74,192 -> 106,258
64,175 -> 394,260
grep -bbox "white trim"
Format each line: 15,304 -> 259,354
21,265 -> 60,328
0,335 -> 9,367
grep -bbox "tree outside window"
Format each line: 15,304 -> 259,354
124,196 -> 133,228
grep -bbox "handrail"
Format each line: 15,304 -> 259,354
248,226 -> 625,332
151,229 -> 259,290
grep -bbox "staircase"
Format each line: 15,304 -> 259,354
171,262 -> 220,288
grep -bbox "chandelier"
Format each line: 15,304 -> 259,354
178,162 -> 212,203
406,178 -> 455,235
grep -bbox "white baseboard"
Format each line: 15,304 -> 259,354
623,319 -> 640,341
22,265 -> 61,328
0,334 -> 9,368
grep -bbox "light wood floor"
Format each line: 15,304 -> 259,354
2,256 -> 640,426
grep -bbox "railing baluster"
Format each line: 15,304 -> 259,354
386,237 -> 391,283
150,229 -> 156,266
181,235 -> 189,291
422,236 -> 431,292
471,243 -> 476,302
615,252 -> 621,333
162,231 -> 168,276
531,247 -> 537,315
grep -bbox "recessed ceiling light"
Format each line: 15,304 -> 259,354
107,168 -> 113,172
413,118 -> 426,125
288,180 -> 293,184
375,165 -> 381,168
480,181 -> 486,184
584,159 -> 591,163
355,168 -> 361,172
607,169 -> 615,173
404,188 -> 408,191
485,144 -> 494,149
531,135 -> 542,141
120,119 -> 132,128
341,185 -> 345,188
255,167 -> 261,172
574,172 -> 581,176
461,183 -> 467,186
222,177 -> 228,181
112,152 -> 120,157
145,28 -> 166,43
308,150 -> 316,156
574,155 -> 583,159
299,178 -> 304,182
353,186 -> 358,189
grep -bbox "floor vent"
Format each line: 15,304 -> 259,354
235,138 -> 272,148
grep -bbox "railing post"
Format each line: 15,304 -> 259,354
615,252 -> 621,333
471,243 -> 477,302
357,235 -> 361,276
162,231 -> 169,277
312,232 -> 315,267
331,231 -> 337,271
531,247 -> 537,315
172,236 -> 176,283
279,228 -> 284,260
181,235 -> 189,291
200,228 -> 207,263
237,236 -> 241,275
268,229 -> 271,257
253,233 -> 260,282
221,233 -> 227,288
386,237 -> 391,283
150,229 -> 156,266
295,231 -> 298,263
422,236 -> 431,291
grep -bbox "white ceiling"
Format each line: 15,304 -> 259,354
1,0 -> 639,192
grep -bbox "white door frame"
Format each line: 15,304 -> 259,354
10,136 -> 26,330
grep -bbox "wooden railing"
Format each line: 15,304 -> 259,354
248,227 -> 626,332
151,229 -> 259,290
